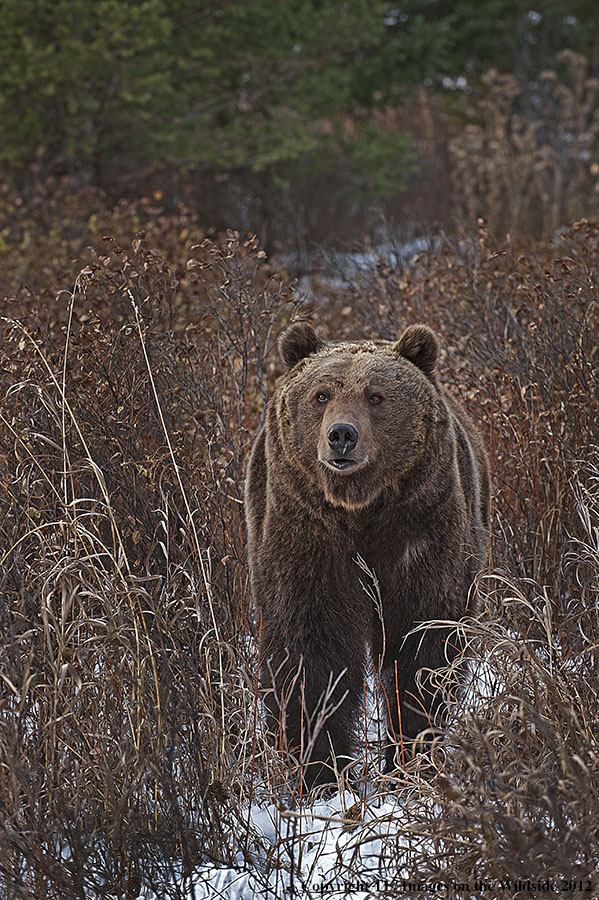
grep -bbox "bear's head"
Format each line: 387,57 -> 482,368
275,322 -> 445,510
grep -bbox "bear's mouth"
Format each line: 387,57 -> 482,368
319,453 -> 369,474
325,457 -> 363,472
329,458 -> 355,470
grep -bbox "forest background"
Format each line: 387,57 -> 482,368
1,0 -> 599,258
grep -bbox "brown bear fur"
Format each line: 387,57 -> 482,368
245,322 -> 490,786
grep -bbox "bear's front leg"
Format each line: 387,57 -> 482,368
257,564 -> 367,787
261,644 -> 362,787
380,626 -> 459,772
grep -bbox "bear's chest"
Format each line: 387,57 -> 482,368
327,514 -> 427,597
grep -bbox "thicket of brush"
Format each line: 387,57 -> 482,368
323,220 -> 599,894
0,204 -> 298,898
449,51 -> 599,239
1,193 -> 598,898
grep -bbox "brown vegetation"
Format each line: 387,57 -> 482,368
0,206 -> 297,897
449,52 -> 599,238
0,190 -> 598,896
320,217 -> 599,892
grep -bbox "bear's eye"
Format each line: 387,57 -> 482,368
369,394 -> 383,405
316,392 -> 329,404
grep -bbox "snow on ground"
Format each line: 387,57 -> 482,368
154,671 -> 420,899
151,638 -> 498,899
157,788 -> 411,900
149,667 -> 411,898
277,234 -> 437,300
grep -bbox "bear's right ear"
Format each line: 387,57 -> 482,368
279,322 -> 323,369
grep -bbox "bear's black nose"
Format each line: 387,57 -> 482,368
327,423 -> 358,455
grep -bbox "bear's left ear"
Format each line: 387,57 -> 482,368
279,322 -> 323,369
394,324 -> 439,380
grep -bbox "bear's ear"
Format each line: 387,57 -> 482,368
394,324 -> 439,379
279,322 -> 323,369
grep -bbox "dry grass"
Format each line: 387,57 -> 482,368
357,462 -> 599,895
312,218 -> 599,894
0,192 -> 598,897
449,52 -> 599,238
0,227 -> 297,897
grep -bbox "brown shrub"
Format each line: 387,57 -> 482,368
1,188 -> 598,895
312,220 -> 599,891
449,52 -> 599,238
0,228 -> 296,898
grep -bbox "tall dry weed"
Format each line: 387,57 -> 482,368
0,231 -> 296,898
380,460 -> 599,894
315,219 -> 599,892
1,193 -> 599,896
449,52 -> 599,237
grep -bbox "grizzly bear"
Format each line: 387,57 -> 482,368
245,322 -> 490,786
